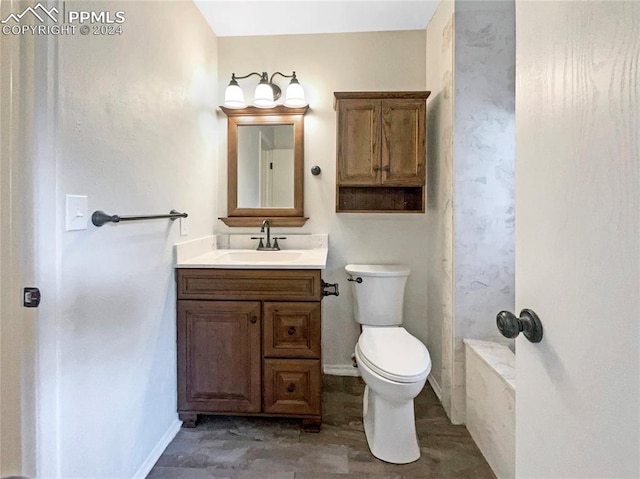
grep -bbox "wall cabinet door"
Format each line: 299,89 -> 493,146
337,99 -> 381,185
336,97 -> 426,187
381,99 -> 426,186
177,300 -> 261,413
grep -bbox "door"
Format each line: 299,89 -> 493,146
381,99 -> 425,186
515,2 -> 639,477
177,300 -> 262,413
336,99 -> 381,185
0,5 -> 51,475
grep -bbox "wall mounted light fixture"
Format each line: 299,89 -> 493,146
223,71 -> 307,109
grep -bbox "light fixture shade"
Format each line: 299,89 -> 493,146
253,83 -> 275,108
284,81 -> 307,108
223,83 -> 245,109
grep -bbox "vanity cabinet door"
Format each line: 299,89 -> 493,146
263,359 -> 321,415
177,300 -> 261,413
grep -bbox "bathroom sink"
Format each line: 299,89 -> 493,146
176,248 -> 328,269
222,251 -> 304,262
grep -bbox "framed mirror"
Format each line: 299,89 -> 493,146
220,105 -> 309,227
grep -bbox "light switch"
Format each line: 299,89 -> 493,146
65,195 -> 88,231
180,216 -> 189,236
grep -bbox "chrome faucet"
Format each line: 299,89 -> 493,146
251,219 -> 286,251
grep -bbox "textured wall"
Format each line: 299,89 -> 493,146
425,0 -> 515,424
218,31 -> 428,372
55,1 -> 218,477
450,0 -> 516,423
425,0 -> 455,408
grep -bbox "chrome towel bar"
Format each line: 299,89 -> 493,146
91,209 -> 188,227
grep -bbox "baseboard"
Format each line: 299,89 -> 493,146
323,364 -> 360,377
428,375 -> 443,401
132,417 -> 181,479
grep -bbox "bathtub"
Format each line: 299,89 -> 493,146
464,339 -> 515,479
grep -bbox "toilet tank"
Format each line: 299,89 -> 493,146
345,264 -> 410,326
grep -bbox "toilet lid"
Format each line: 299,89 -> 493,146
357,327 -> 431,383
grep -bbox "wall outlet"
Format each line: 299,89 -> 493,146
65,195 -> 88,231
180,216 -> 188,236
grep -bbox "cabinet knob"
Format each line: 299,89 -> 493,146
287,326 -> 296,335
287,383 -> 296,393
250,316 -> 258,324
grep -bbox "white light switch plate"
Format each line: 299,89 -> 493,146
65,195 -> 88,231
180,216 -> 189,236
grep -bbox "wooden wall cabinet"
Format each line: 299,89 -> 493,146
177,269 -> 322,431
334,91 -> 430,213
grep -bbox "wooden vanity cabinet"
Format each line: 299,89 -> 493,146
177,269 -> 322,431
334,91 -> 430,213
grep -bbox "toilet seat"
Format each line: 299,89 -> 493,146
356,327 -> 431,383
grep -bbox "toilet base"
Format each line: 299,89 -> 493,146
362,385 -> 421,464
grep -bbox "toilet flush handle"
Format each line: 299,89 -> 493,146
347,277 -> 363,283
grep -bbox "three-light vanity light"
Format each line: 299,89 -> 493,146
223,71 -> 307,109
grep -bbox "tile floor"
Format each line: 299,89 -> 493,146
148,376 -> 496,479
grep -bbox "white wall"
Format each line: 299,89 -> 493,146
217,31 -> 428,371
52,1 -> 218,477
271,149 -> 294,207
237,126 -> 260,207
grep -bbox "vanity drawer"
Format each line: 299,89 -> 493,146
263,359 -> 321,416
264,302 -> 321,359
177,269 -> 321,301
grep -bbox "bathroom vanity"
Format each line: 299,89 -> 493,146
174,235 -> 329,431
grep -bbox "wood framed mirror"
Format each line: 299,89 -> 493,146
219,105 -> 309,227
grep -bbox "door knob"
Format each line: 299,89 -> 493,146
250,316 -> 258,324
496,309 -> 543,343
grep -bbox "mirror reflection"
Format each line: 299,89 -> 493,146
237,124 -> 294,208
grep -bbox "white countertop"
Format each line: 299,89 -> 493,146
176,248 -> 328,269
174,234 -> 328,269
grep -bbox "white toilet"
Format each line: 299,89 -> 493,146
346,264 -> 431,464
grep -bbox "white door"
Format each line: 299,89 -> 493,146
0,7 -> 37,475
1,5 -> 59,476
515,2 -> 639,477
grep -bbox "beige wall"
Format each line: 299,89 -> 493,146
217,31 -> 428,371
51,1 -> 219,477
